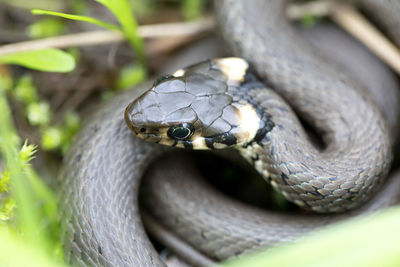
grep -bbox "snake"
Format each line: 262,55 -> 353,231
58,0 -> 400,266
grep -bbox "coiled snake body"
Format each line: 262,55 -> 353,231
59,1 -> 400,266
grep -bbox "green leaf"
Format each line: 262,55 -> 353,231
31,9 -> 120,31
0,49 -> 75,73
223,207 -> 400,267
94,0 -> 146,65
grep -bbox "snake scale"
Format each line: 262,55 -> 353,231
59,1 -> 400,266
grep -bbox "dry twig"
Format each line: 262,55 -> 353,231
331,3 -> 400,75
0,17 -> 215,56
289,0 -> 400,75
287,0 -> 335,19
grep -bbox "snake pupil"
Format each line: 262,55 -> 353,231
167,123 -> 194,140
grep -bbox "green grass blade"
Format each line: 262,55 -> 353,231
32,9 -> 120,31
223,207 -> 400,267
95,0 -> 146,65
0,48 -> 75,73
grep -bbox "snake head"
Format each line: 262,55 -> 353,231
125,58 -> 266,149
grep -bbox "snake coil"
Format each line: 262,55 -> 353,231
59,1 -> 400,266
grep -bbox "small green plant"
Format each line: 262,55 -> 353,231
32,0 -> 147,67
0,74 -> 63,264
9,74 -> 81,154
31,0 -> 147,89
0,1 -> 149,265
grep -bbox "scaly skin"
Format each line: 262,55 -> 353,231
59,1 -> 400,266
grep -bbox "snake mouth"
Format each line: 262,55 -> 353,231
124,119 -> 164,144
131,129 -> 164,144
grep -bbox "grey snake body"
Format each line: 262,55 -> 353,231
59,1 -> 400,266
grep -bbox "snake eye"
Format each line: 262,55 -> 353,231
153,74 -> 174,86
167,123 -> 194,140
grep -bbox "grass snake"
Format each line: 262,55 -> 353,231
59,0 -> 400,266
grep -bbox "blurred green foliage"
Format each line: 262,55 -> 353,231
41,111 -> 81,153
182,0 -> 206,20
0,170 -> 14,222
27,18 -> 66,39
31,9 -> 120,31
95,0 -> 147,65
33,0 -> 147,68
128,0 -> 154,17
27,101 -> 51,126
14,75 -> 37,104
300,14 -> 319,27
115,63 -> 147,90
0,76 -> 61,260
0,49 -> 76,73
70,0 -> 88,14
0,225 -> 67,267
9,74 -> 82,153
33,0 -> 149,93
224,207 -> 400,267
